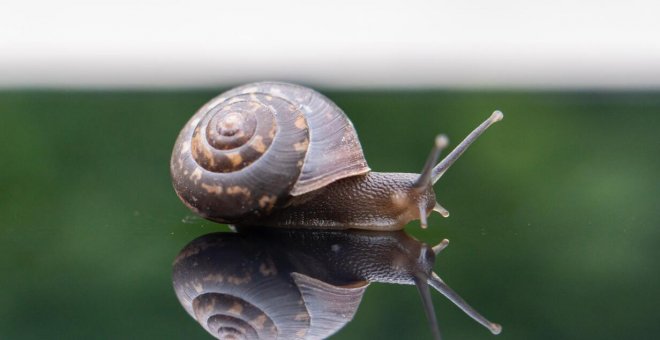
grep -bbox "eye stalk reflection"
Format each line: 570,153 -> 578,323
172,228 -> 501,340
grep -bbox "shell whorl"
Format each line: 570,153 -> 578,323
192,293 -> 278,339
191,98 -> 277,173
171,82 -> 370,224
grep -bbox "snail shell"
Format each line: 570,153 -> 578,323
170,82 -> 370,224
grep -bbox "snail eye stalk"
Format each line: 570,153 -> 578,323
428,272 -> 502,335
415,135 -> 448,228
432,111 -> 504,184
414,274 -> 443,340
415,135 -> 449,191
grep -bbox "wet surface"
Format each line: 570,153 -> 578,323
1,90 -> 659,339
172,228 -> 499,339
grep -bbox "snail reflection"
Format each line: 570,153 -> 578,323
172,228 -> 501,340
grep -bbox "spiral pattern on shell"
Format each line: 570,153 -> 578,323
192,293 -> 278,339
191,98 -> 280,173
171,86 -> 309,223
170,82 -> 370,224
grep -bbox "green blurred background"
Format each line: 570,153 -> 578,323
1,89 -> 658,339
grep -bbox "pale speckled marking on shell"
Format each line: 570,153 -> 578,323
180,140 -> 191,154
203,298 -> 216,315
227,186 -> 251,198
201,183 -> 223,194
251,135 -> 267,153
225,152 -> 243,168
252,314 -> 268,330
227,302 -> 244,315
227,274 -> 252,285
203,274 -> 224,283
294,312 -> 310,321
294,115 -> 306,129
192,281 -> 203,294
191,131 -> 215,167
172,236 -> 227,265
190,168 -> 202,184
293,139 -> 309,152
296,328 -> 308,338
189,117 -> 201,128
259,258 -> 277,276
249,101 -> 262,111
258,194 -> 277,212
268,124 -> 277,138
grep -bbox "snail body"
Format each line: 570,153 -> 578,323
172,229 -> 501,340
171,82 -> 503,230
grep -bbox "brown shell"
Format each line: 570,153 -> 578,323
170,82 -> 369,224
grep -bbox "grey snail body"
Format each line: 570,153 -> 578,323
170,82 -> 503,230
172,229 -> 502,340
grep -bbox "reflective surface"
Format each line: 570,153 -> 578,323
1,90 -> 659,339
172,229 -> 499,339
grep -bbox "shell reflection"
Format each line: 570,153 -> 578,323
172,229 -> 501,339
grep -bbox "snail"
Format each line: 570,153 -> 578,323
170,82 -> 503,230
172,228 -> 501,340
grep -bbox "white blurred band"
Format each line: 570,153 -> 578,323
1,0 -> 659,89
